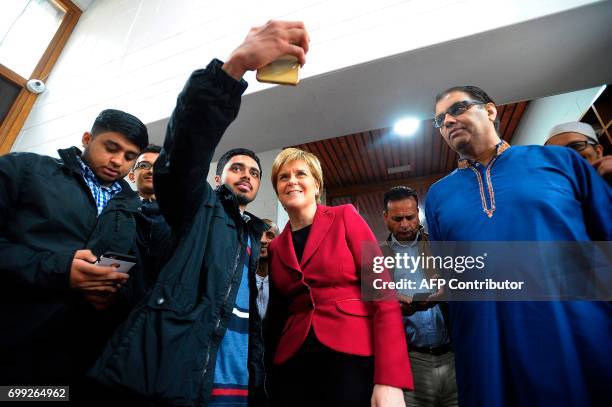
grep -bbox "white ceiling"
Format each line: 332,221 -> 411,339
146,1 -> 612,160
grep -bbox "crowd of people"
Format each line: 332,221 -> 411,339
1,20 -> 610,407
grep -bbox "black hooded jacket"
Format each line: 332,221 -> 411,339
89,60 -> 269,406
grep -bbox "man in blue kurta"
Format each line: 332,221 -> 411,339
425,85 -> 612,407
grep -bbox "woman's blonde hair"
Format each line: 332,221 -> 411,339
271,148 -> 324,203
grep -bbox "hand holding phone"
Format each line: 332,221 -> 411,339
70,249 -> 130,292
222,20 -> 309,81
256,55 -> 300,85
97,251 -> 137,274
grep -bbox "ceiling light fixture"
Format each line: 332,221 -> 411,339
387,164 -> 411,175
393,117 -> 420,136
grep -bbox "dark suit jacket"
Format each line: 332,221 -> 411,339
268,204 -> 413,389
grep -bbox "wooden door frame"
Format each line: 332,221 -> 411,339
0,0 -> 82,154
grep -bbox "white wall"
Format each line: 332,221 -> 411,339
511,86 -> 604,146
12,0 -> 598,156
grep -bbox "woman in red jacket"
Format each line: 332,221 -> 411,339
267,148 -> 412,407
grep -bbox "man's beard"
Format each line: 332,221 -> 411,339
235,191 -> 254,207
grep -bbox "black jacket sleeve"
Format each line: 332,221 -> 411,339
154,59 -> 248,232
0,153 -> 73,290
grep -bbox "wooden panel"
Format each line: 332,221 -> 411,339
378,129 -> 392,180
498,103 -> 515,136
308,142 -> 340,188
408,124 -> 418,178
352,132 -> 373,183
357,132 -> 376,182
327,173 -> 447,199
370,130 -> 388,182
504,101 -> 529,141
388,129 -> 402,180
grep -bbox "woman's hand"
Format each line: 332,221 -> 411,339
371,384 -> 406,407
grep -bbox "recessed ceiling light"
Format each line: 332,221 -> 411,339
393,117 -> 420,136
387,164 -> 411,175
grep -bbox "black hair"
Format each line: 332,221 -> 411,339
216,148 -> 262,177
435,85 -> 495,105
383,186 -> 418,210
91,109 -> 149,150
435,85 -> 499,130
138,144 -> 162,157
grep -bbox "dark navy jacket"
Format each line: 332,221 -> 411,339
135,199 -> 172,290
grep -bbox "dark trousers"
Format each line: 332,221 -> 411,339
404,350 -> 458,407
271,330 -> 374,407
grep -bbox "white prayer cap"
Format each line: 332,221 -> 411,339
546,122 -> 598,144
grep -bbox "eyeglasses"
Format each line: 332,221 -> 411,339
434,100 -> 486,128
564,140 -> 598,152
134,161 -> 153,171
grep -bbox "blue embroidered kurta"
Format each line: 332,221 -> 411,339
425,143 -> 612,407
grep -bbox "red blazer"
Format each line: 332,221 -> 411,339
268,204 -> 413,390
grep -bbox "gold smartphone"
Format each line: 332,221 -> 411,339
256,55 -> 300,86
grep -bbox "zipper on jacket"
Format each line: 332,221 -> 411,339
260,310 -> 268,398
201,239 -> 243,380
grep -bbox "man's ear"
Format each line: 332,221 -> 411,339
214,175 -> 221,187
485,103 -> 498,122
128,171 -> 135,182
82,132 -> 92,148
595,144 -> 604,159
